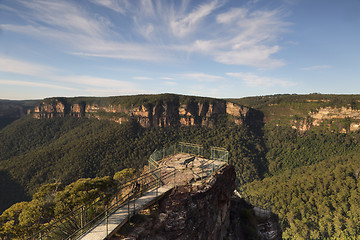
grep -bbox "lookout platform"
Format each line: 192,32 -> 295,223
79,153 -> 227,239
28,143 -> 229,240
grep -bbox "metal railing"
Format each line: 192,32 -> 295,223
148,143 -> 228,174
149,142 -> 204,173
210,147 -> 229,163
26,168 -> 174,240
28,143 -> 229,240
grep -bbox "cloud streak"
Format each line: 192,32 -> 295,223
0,56 -> 139,94
227,72 -> 295,87
2,0 -> 290,68
300,65 -> 332,71
0,79 -> 75,90
0,55 -> 56,76
178,73 -> 224,82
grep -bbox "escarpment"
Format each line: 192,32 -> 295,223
28,96 -> 255,127
291,106 -> 360,133
112,165 -> 282,240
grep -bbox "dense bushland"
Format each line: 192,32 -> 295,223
244,154 -> 360,239
0,115 -> 264,213
2,94 -> 360,239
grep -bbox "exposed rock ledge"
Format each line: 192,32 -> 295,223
29,98 -> 256,127
292,107 -> 360,132
111,165 -> 282,240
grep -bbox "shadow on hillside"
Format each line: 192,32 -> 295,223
0,117 -> 19,130
0,170 -> 29,214
246,109 -> 269,179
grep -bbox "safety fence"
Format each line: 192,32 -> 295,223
148,142 -> 228,174
148,142 -> 204,173
210,147 -> 229,162
28,143 -> 229,240
26,168 -> 176,240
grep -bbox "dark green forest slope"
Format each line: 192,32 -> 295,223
0,115 -> 264,214
1,93 -> 360,239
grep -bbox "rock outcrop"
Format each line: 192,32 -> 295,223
311,107 -> 360,128
29,97 -> 255,127
291,107 -> 360,132
112,165 -> 282,240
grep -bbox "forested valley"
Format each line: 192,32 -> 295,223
1,94 -> 360,239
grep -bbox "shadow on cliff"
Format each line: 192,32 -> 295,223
0,170 -> 30,214
245,108 -> 269,179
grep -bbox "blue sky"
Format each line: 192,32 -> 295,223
0,0 -> 359,100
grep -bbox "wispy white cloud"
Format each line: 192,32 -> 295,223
0,56 -> 139,93
179,73 -> 224,82
205,7 -> 289,68
160,77 -> 174,80
227,72 -> 296,87
169,0 -> 223,38
0,55 -> 56,76
0,79 -> 75,90
2,0 -> 170,62
89,0 -> 128,14
3,0 -> 290,68
132,76 -> 153,80
300,65 -> 332,71
57,75 -> 137,90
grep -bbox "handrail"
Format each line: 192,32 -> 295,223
28,142 -> 229,240
26,167 -> 165,240
73,169 -> 177,240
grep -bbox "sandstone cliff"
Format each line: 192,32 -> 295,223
111,165 -> 282,240
29,96 -> 254,127
291,106 -> 360,133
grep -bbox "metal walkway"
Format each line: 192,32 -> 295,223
27,143 -> 229,240
78,186 -> 171,240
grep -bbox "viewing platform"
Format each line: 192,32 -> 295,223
28,143 -> 229,240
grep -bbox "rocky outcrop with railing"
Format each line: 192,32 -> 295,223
27,143 -> 229,240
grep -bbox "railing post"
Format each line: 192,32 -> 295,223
156,178 -> 159,197
80,206 -> 84,234
106,207 -> 109,237
127,197 -> 130,221
133,196 -> 136,215
173,171 -> 175,187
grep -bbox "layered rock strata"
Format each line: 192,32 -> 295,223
29,98 -> 253,127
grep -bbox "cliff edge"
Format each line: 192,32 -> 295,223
111,165 -> 282,240
28,95 -> 259,127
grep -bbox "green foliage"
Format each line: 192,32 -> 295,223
264,125 -> 360,175
229,94 -> 360,124
114,168 -> 136,183
3,93 -> 360,238
0,177 -> 116,239
44,93 -> 219,109
0,115 -> 264,215
54,176 -> 116,216
0,202 -> 29,239
244,155 -> 360,239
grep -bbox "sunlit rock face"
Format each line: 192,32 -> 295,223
29,97 -> 254,127
113,165 -> 282,240
291,107 -> 360,133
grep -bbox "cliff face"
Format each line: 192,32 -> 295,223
113,165 -> 282,240
291,107 -> 360,133
29,97 -> 254,127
